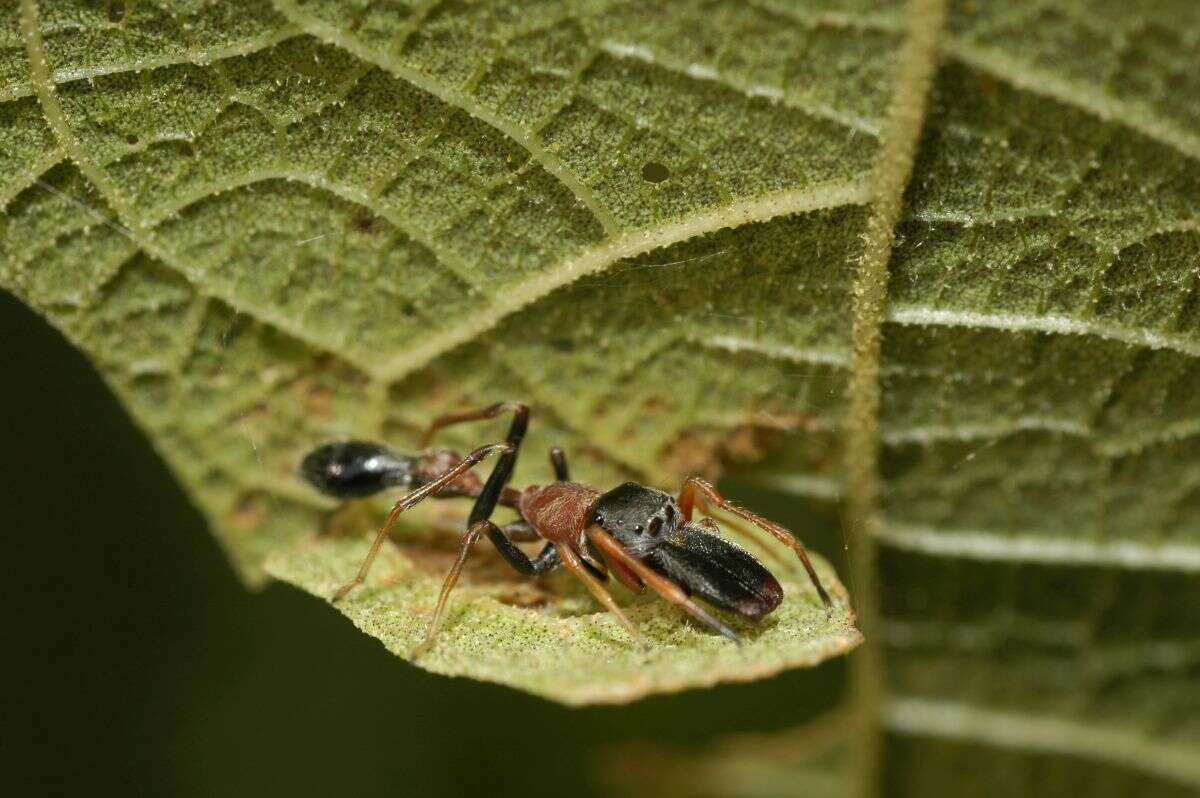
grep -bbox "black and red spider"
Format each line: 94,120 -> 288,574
300,403 -> 832,653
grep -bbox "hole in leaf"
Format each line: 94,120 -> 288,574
641,161 -> 671,183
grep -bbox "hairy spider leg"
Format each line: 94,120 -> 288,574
555,543 -> 646,648
461,401 -> 556,575
424,402 -> 562,576
419,402 -> 533,508
331,441 -> 514,602
695,512 -> 792,572
414,405 -> 566,653
418,401 -> 529,448
678,477 -> 832,608
586,525 -> 742,644
409,519 -> 561,657
412,518 -> 486,657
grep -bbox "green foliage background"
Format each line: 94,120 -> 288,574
3,0 -> 1199,795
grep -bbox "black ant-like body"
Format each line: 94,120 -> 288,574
300,403 -> 832,653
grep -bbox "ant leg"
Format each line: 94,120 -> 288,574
413,521 -> 561,658
413,401 -> 546,650
556,543 -> 645,648
500,519 -> 538,542
331,441 -> 513,602
698,513 -> 792,572
465,400 -> 534,565
412,519 -> 487,657
418,402 -> 528,448
586,526 -> 742,644
550,446 -> 570,481
679,478 -> 832,608
499,520 -> 565,573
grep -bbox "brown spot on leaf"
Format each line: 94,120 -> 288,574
660,432 -> 723,481
495,584 -> 553,608
302,382 -> 334,417
230,493 -> 267,532
661,411 -> 818,478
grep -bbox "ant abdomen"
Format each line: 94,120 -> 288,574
299,440 -> 417,499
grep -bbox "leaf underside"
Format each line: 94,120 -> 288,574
267,535 -> 858,704
2,0 -> 1199,786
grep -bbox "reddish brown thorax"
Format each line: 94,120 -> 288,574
518,482 -> 600,543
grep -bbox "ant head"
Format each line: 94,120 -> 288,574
590,481 -> 682,553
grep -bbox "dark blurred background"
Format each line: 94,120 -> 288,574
1,290 -> 848,797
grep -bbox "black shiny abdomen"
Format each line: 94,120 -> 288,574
299,441 -> 417,499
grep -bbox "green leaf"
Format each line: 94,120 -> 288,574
267,537 -> 857,704
881,550 -> 1200,790
1,0 -> 1198,775
1,0 -> 866,702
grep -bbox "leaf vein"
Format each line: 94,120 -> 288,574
944,38 -> 1200,163
877,523 -> 1200,572
597,39 -> 881,137
270,0 -> 622,237
18,0 -> 381,378
1,26 -> 300,104
888,304 -> 1200,358
842,0 -> 948,791
374,178 -> 871,383
887,696 -> 1200,788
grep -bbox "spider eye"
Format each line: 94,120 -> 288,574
633,524 -> 643,534
648,517 -> 663,536
594,513 -> 604,526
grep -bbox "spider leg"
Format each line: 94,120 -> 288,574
586,526 -> 742,645
696,513 -> 791,572
412,519 -> 559,657
418,402 -> 528,448
550,446 -> 570,480
337,404 -> 532,603
678,478 -> 832,608
556,543 -> 646,648
411,518 -> 485,657
499,519 -> 539,542
499,519 -> 564,572
414,403 -> 571,652
331,441 -> 513,602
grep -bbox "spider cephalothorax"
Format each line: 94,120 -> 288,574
590,482 -> 682,553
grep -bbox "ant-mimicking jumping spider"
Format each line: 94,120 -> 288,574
300,403 -> 832,653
